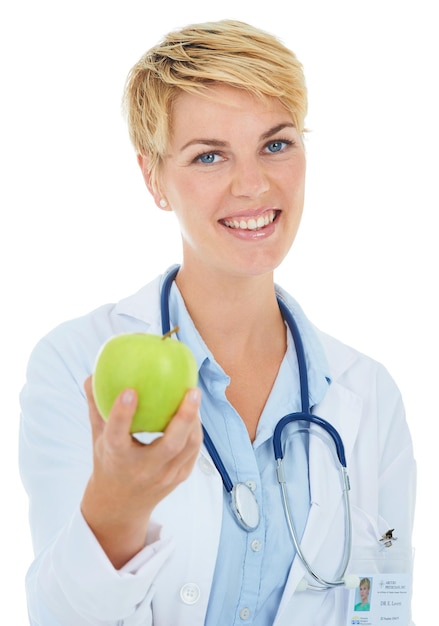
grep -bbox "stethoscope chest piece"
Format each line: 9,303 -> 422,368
231,482 -> 260,531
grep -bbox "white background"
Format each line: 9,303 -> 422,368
1,0 -> 437,622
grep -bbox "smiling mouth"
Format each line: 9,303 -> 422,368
221,210 -> 279,231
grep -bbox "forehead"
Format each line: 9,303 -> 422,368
169,85 -> 293,141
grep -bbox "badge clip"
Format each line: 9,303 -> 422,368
379,528 -> 398,548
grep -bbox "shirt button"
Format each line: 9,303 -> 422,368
198,456 -> 214,475
180,583 -> 201,604
246,480 -> 257,492
239,607 -> 251,620
251,539 -> 262,552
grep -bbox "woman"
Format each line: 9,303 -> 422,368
19,20 -> 416,625
355,578 -> 371,611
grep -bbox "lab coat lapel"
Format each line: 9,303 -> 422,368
274,381 -> 362,623
114,272 -> 163,331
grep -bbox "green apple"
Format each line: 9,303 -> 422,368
92,328 -> 198,433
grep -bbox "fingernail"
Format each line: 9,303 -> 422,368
121,389 -> 136,405
188,388 -> 201,404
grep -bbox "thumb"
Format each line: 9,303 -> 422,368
164,387 -> 202,437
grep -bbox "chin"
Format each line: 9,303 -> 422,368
227,253 -> 288,279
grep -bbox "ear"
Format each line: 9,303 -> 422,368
137,154 -> 170,211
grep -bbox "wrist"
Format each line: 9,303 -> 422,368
81,478 -> 151,569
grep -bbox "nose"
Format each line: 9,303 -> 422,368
230,156 -> 269,198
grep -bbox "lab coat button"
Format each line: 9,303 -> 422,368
239,607 -> 251,620
198,456 -> 214,475
251,539 -> 262,552
180,583 -> 201,604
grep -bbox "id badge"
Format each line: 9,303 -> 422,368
345,573 -> 411,625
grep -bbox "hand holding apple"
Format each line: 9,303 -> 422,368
92,328 -> 198,433
83,374 -> 202,568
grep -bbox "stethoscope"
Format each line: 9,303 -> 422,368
161,265 -> 357,591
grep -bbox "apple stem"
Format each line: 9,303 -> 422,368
162,326 -> 180,340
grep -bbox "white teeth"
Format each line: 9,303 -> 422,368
223,211 -> 277,230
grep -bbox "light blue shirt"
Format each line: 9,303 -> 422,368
169,282 -> 330,625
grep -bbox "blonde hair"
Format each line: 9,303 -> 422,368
360,578 -> 371,590
123,19 -> 307,188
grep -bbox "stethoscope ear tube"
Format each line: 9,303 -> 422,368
277,455 -> 353,590
276,297 -> 310,412
160,265 -> 180,335
273,413 -> 347,468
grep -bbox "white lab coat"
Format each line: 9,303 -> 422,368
19,274 -> 416,625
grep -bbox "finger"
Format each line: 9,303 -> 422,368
160,388 -> 203,457
142,388 -> 202,496
104,387 -> 139,448
165,387 -> 201,430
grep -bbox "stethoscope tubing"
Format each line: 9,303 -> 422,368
160,265 -> 353,590
273,413 -> 347,468
277,462 -> 352,590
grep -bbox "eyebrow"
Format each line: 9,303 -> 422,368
179,122 -> 295,152
261,122 -> 295,140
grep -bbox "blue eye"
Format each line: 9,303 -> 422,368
197,152 -> 218,164
266,140 -> 288,153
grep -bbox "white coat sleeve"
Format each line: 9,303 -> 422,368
19,327 -> 174,625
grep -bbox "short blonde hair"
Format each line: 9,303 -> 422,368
360,578 -> 371,590
123,20 -> 307,187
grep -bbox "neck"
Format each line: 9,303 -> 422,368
175,263 -> 285,356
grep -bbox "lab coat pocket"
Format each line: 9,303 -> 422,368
348,503 -> 414,574
345,505 -> 415,626
348,547 -> 414,577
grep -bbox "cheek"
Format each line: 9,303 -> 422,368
171,180 -> 225,223
292,157 -> 306,187
278,157 -> 306,194
162,169 -> 207,206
